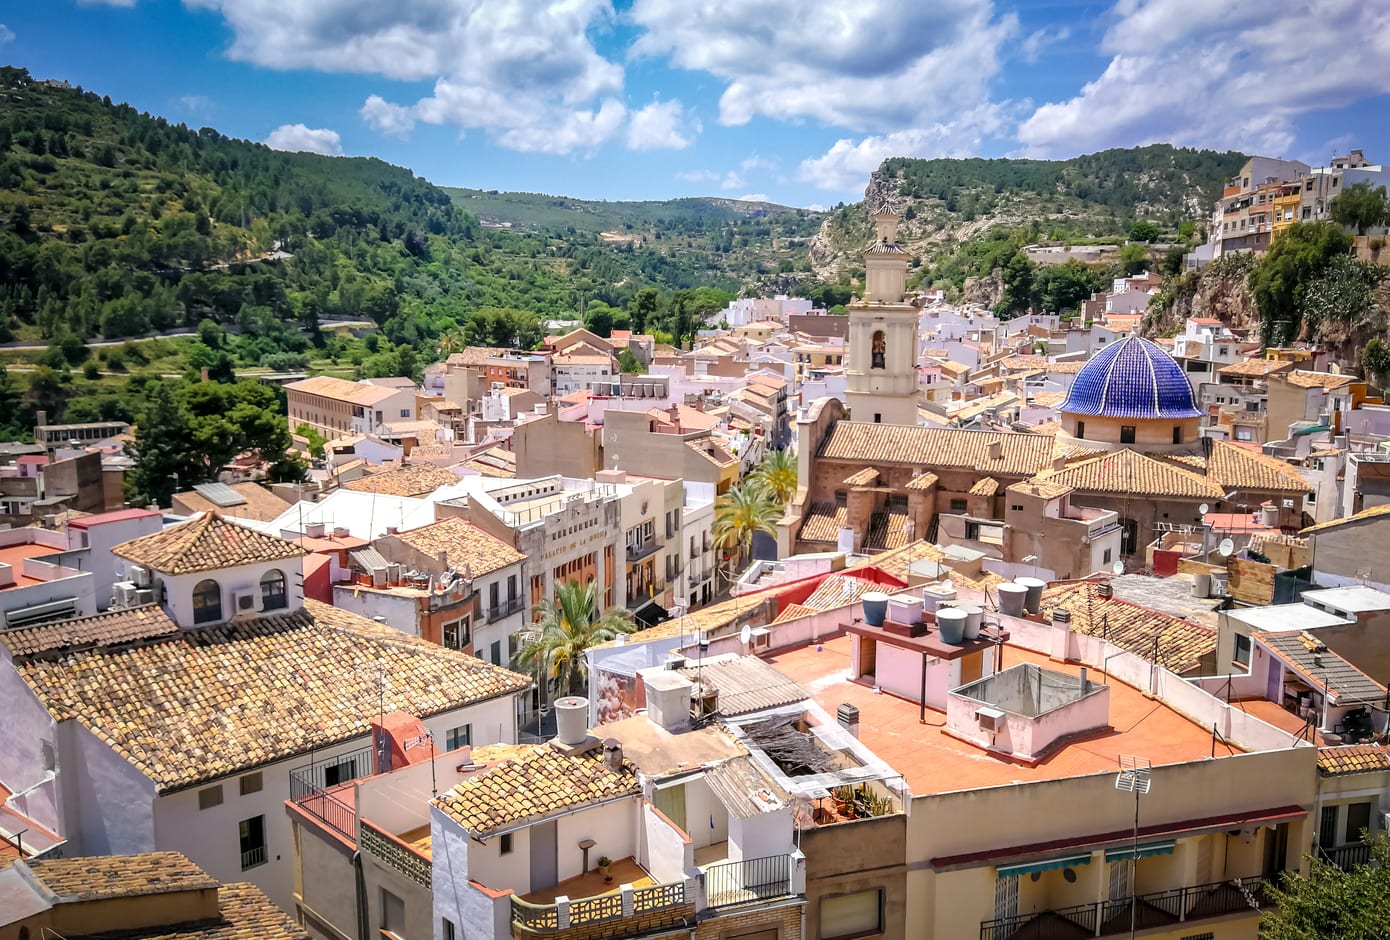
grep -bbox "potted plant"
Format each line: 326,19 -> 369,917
597,856 -> 612,883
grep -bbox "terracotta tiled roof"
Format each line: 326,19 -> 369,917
1218,359 -> 1292,377
10,600 -> 528,792
1040,581 -> 1216,675
1035,449 -> 1226,500
772,602 -> 816,624
799,501 -> 847,542
1254,630 -> 1387,705
447,347 -> 506,366
864,510 -> 911,551
818,422 -> 1053,476
969,477 -> 999,497
905,471 -> 939,491
106,881 -> 308,940
172,483 -> 294,524
1283,371 -> 1355,389
0,604 -> 178,657
458,446 -> 517,479
394,517 -> 524,578
1000,355 -> 1047,371
113,513 -> 306,576
341,463 -> 460,497
1301,502 -> 1390,535
25,851 -> 216,901
284,375 -> 402,407
1206,440 -> 1313,494
1006,480 -> 1073,501
434,745 -> 638,835
1317,744 -> 1390,776
802,574 -> 886,610
1046,361 -> 1086,374
843,467 -> 880,486
1029,391 -> 1065,408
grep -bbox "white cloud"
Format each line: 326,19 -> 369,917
264,123 -> 343,155
626,99 -> 696,150
186,0 -> 633,155
676,169 -> 720,183
79,0 -> 137,6
798,105 -> 1011,193
0,24 -> 13,44
630,0 -> 1016,133
740,154 -> 779,173
359,94 -> 416,138
719,172 -> 744,191
1019,26 -> 1069,63
1018,0 -> 1390,157
177,94 -> 214,118
804,203 -> 827,212
735,194 -> 769,204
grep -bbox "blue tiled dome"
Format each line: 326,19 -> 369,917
1060,334 -> 1202,419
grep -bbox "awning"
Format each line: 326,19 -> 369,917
1105,840 -> 1176,862
996,853 -> 1093,878
635,603 -> 669,628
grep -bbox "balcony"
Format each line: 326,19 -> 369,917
510,878 -> 691,940
240,845 -> 266,870
288,745 -> 374,840
488,596 -> 526,622
704,854 -> 796,909
1320,842 -> 1373,871
626,541 -> 660,563
979,879 -> 1269,940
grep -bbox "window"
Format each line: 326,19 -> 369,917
1345,802 -> 1372,844
873,413 -> 882,423
1120,425 -> 1137,444
821,888 -> 883,940
1179,934 -> 1214,940
443,919 -> 457,940
949,498 -> 968,514
1011,504 -> 1023,513
442,619 -> 469,649
239,772 -> 262,796
199,785 -> 223,810
239,815 -> 266,870
399,409 -> 410,418
381,888 -> 406,938
192,579 -> 222,624
1173,427 -> 1183,444
1234,633 -> 1252,668
870,330 -> 886,369
259,569 -> 287,611
445,725 -> 471,751
490,640 -> 502,665
1103,549 -> 1112,565
489,581 -> 500,608
500,832 -> 514,855
1076,421 -> 1085,439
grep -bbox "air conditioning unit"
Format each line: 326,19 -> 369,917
976,706 -> 1005,732
135,588 -> 156,606
127,565 -> 152,588
111,582 -> 139,608
230,588 -> 259,614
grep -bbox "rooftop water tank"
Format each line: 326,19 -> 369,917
553,696 -> 590,747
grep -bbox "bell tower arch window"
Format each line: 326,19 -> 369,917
871,330 -> 886,370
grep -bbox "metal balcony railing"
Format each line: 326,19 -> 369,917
980,879 -> 1268,940
704,854 -> 795,908
488,596 -> 526,622
240,845 -> 267,870
626,541 -> 660,563
1320,842 -> 1373,871
511,882 -> 687,935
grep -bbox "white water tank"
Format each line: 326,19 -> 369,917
553,696 -> 590,746
1014,577 -> 1046,614
998,582 -> 1028,618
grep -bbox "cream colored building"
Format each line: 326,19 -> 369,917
285,375 -> 416,442
843,211 -> 921,426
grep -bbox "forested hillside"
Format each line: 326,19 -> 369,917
0,67 -> 814,434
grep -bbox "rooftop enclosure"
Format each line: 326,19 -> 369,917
948,664 -> 1110,762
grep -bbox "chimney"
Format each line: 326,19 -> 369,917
988,439 -> 1003,461
35,410 -> 48,429
1052,608 -> 1072,625
437,550 -> 449,570
602,738 -> 623,773
386,526 -> 399,535
200,366 -> 210,383
1096,581 -> 1114,599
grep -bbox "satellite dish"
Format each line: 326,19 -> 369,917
1112,560 -> 1125,575
740,624 -> 752,646
1198,503 -> 1209,516
1218,538 -> 1235,557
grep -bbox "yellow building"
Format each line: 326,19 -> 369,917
1272,183 -> 1302,236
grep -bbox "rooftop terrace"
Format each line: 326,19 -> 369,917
764,635 -> 1242,795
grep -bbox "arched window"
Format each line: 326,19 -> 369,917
260,569 -> 288,611
192,579 -> 222,624
871,330 -> 886,369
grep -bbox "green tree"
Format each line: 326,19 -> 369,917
512,580 -> 636,699
1118,242 -> 1150,276
1302,254 -> 1386,335
1364,339 -> 1390,386
1250,222 -> 1354,343
629,287 -> 660,335
295,422 -> 329,459
1037,260 -> 1104,314
712,481 -> 782,569
617,349 -> 644,374
1331,181 -> 1390,236
1260,832 -> 1390,939
126,381 -> 205,507
995,251 -> 1038,318
753,448 -> 798,506
1129,220 -> 1162,242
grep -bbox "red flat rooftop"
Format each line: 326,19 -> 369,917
67,508 -> 162,528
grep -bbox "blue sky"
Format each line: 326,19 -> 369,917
3,1 -> 1388,208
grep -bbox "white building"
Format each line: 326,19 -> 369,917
0,512 -> 529,913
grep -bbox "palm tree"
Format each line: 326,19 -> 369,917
754,448 -> 797,507
511,580 -> 636,700
712,481 -> 782,574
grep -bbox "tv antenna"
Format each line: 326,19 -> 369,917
1218,538 -> 1235,558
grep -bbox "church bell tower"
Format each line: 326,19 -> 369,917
844,210 -> 921,425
